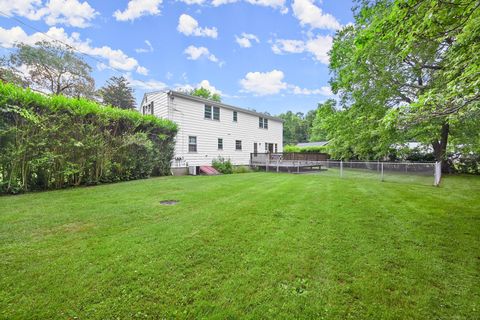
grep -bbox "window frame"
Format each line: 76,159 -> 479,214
204,105 -> 212,119
233,111 -> 238,122
235,140 -> 242,151
218,138 -> 223,150
188,136 -> 197,153
213,106 -> 220,120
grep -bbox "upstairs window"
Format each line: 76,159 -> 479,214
218,138 -> 223,150
204,105 -> 212,119
233,111 -> 238,122
235,140 -> 242,150
213,106 -> 220,120
188,136 -> 197,152
143,102 -> 154,115
259,117 -> 268,129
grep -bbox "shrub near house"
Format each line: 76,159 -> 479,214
0,83 -> 177,194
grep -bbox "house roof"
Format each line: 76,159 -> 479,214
296,141 -> 329,147
142,90 -> 283,122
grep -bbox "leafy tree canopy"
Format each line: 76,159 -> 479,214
190,87 -> 221,102
327,0 -> 479,164
4,41 -> 96,99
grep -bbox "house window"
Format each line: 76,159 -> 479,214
259,117 -> 268,129
143,102 -> 154,115
233,111 -> 237,122
275,143 -> 278,153
188,136 -> 197,152
218,138 -> 223,150
213,106 -> 220,120
204,105 -> 212,119
235,140 -> 242,150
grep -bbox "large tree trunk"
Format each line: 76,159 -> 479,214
431,122 -> 450,173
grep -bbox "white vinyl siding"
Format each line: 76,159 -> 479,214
141,92 -> 283,167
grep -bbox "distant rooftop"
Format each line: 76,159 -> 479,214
296,141 -> 329,147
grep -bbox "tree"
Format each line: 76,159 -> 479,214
5,41 -> 95,99
278,111 -> 309,145
190,87 -> 221,102
100,76 -> 136,110
329,0 -> 480,167
310,99 -> 336,142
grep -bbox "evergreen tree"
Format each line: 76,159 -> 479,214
100,76 -> 136,110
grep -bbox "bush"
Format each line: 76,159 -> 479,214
0,82 -> 177,194
212,157 -> 233,174
232,166 -> 252,174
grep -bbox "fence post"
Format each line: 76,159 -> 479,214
381,162 -> 384,181
340,160 -> 343,178
434,161 -> 442,186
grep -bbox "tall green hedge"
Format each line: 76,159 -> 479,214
0,82 -> 177,194
283,145 -> 329,153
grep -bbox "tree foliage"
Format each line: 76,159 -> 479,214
100,76 -> 136,109
4,41 -> 96,99
278,110 -> 317,145
0,82 -> 177,194
190,87 -> 221,102
326,0 -> 480,165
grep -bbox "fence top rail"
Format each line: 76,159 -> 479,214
327,160 -> 436,165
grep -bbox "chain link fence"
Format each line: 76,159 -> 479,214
250,153 -> 442,186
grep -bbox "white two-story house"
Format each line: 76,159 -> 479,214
140,90 -> 283,174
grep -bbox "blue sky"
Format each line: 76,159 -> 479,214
0,0 -> 354,114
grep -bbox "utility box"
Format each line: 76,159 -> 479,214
188,166 -> 197,175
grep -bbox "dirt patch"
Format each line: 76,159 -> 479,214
160,200 -> 179,206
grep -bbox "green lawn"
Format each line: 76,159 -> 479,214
1,173 -> 479,319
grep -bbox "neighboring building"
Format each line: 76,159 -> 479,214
296,141 -> 329,148
140,90 -> 283,173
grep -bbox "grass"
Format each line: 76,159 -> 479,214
1,172 -> 479,319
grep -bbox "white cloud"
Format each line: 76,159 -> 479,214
179,0 -> 206,4
271,39 -> 305,54
239,69 -> 333,96
135,39 -> 154,53
290,85 -> 332,96
211,0 -> 238,6
198,79 -> 222,94
0,0 -> 98,28
177,14 -> 218,38
136,66 -> 149,75
183,45 -> 220,64
125,73 -> 167,91
291,0 -> 341,30
174,79 -> 222,95
211,0 -> 287,12
239,69 -> 287,95
271,35 -> 332,64
113,0 -> 162,22
235,33 -> 260,48
0,26 -> 148,74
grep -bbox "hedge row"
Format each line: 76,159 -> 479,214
0,82 -> 177,194
283,145 -> 329,153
